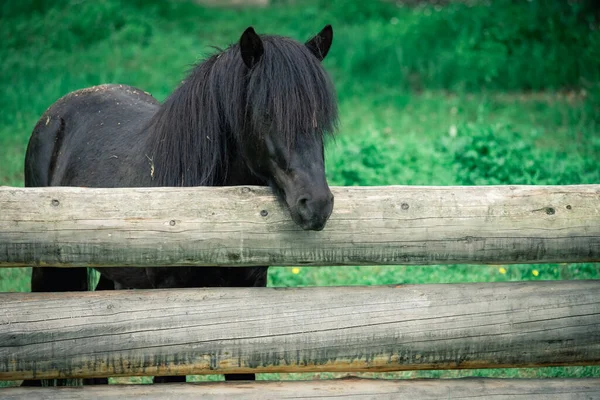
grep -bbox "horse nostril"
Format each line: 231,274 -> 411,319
297,196 -> 310,209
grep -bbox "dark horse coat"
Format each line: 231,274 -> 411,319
23,26 -> 338,384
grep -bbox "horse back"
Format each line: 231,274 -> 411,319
25,84 -> 159,188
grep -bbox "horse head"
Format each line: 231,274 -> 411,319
237,26 -> 337,231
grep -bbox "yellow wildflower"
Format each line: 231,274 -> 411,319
532,270 -> 539,277
498,267 -> 507,275
291,267 -> 301,274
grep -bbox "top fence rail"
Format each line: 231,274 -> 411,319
1,185 -> 599,268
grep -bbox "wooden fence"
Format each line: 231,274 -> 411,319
1,185 -> 599,399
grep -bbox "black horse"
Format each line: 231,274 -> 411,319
23,25 -> 337,385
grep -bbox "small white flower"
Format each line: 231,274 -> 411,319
449,125 -> 457,137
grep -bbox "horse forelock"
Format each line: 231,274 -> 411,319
244,36 -> 338,145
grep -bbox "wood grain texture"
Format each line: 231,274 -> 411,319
1,281 -> 599,380
3,378 -> 600,399
1,185 -> 599,267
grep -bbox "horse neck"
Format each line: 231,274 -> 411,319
223,150 -> 265,187
145,86 -> 264,187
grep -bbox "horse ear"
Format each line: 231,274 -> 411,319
240,27 -> 264,69
305,25 -> 333,61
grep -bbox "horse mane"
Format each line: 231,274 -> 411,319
148,34 -> 338,187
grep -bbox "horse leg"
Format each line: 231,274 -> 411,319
31,266 -> 88,291
94,273 -> 115,291
20,380 -> 42,387
225,374 -> 255,381
82,378 -> 109,385
153,376 -> 187,384
21,267 -> 89,387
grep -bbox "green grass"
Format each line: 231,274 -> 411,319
0,0 -> 599,386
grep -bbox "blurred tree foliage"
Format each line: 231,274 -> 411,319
2,0 -> 598,94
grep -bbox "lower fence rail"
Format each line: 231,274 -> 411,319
2,378 -> 600,400
1,281 -> 599,381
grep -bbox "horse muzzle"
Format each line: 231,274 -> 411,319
291,191 -> 334,231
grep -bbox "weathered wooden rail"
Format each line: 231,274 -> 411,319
1,185 -> 599,398
2,281 -> 599,380
1,185 -> 599,267
3,378 -> 600,399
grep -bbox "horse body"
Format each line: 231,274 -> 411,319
27,84 -> 267,290
23,25 -> 337,384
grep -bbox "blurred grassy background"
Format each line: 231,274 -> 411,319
0,0 -> 599,383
